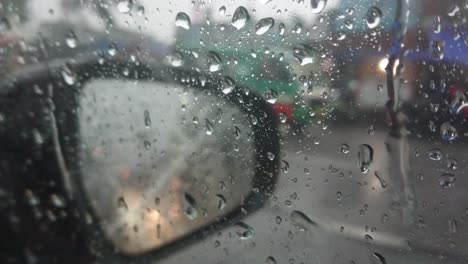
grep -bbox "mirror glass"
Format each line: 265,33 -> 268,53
78,79 -> 255,255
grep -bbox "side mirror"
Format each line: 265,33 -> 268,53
0,58 -> 280,263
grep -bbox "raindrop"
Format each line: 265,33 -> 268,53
255,17 -> 275,35
371,252 -> 386,264
282,160 -> 289,173
366,7 -> 382,29
207,51 -> 222,72
267,152 -> 275,161
144,110 -> 151,128
233,222 -> 254,239
220,76 -> 236,94
275,216 -> 282,224
440,122 -> 457,141
279,112 -> 287,123
290,210 -> 317,231
0,17 -> 11,33
374,171 -> 387,188
438,173 -> 456,188
137,5 -> 145,16
430,40 -> 444,60
293,44 -> 314,66
61,63 -> 77,85
205,119 -> 214,135
310,0 -> 327,14
219,6 -> 226,15
336,191 -> 342,201
381,214 -> 389,224
144,140 -> 151,150
340,144 -> 350,154
50,194 -> 66,208
266,256 -> 277,264
448,4 -> 460,17
182,193 -> 199,220
264,89 -> 278,104
216,194 -> 226,210
427,148 -> 442,160
175,12 -> 191,30
117,0 -> 133,14
279,23 -> 285,35
446,158 -> 458,170
232,6 -> 250,30
117,196 -> 129,211
108,42 -> 118,56
358,144 -> 373,173
65,30 -> 78,48
234,126 -> 241,139
448,219 -> 458,234
433,16 -> 441,34
167,51 -> 184,67
449,89 -> 468,115
365,234 -> 374,243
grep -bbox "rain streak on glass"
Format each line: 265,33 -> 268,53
358,144 -> 373,173
366,7 -> 382,29
144,110 -> 151,128
310,0 -> 327,14
255,17 -> 275,35
175,12 -> 191,30
232,6 -> 250,30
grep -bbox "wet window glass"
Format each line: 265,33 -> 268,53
0,1 -> 467,264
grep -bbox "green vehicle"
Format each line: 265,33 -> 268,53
174,23 -> 335,126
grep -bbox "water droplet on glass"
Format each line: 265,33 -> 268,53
293,44 -> 314,66
117,196 -> 129,212
366,7 -> 382,29
65,30 -> 78,48
137,5 -> 145,16
336,191 -> 342,201
275,216 -> 282,224
279,23 -> 285,35
175,12 -> 191,30
448,4 -> 460,17
290,210 -> 317,232
0,17 -> 11,33
438,173 -> 456,188
440,122 -> 457,141
266,256 -> 277,264
449,89 -> 468,115
267,152 -> 275,161
182,193 -> 199,220
50,194 -> 66,208
216,194 -> 226,210
61,63 -> 77,85
255,17 -> 275,35
221,76 -> 236,94
371,252 -> 386,264
232,6 -> 250,30
144,110 -> 151,128
279,112 -> 287,123
310,0 -> 327,14
430,40 -> 444,60
234,222 -> 254,239
446,158 -> 458,170
340,144 -> 350,154
365,234 -> 374,243
219,6 -> 226,15
448,219 -> 458,234
374,171 -> 388,188
264,89 -> 278,104
167,51 -> 184,67
207,51 -> 222,72
358,144 -> 373,173
427,148 -> 442,160
433,16 -> 441,34
108,42 -> 118,56
144,140 -> 151,150
117,0 -> 133,14
205,119 -> 214,135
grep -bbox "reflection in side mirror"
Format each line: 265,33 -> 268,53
78,79 -> 259,255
